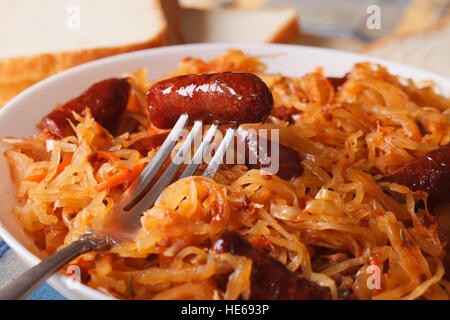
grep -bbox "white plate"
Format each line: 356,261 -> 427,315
0,43 -> 449,300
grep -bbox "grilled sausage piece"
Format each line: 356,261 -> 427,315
236,129 -> 303,180
214,231 -> 332,300
382,143 -> 450,206
41,78 -> 131,138
147,72 -> 274,129
129,132 -> 170,156
41,109 -> 76,138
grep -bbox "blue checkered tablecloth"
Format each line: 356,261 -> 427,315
0,238 -> 66,300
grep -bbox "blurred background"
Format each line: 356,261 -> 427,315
0,0 -> 449,106
175,0 -> 449,49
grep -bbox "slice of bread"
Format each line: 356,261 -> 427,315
178,7 -> 300,44
360,24 -> 450,77
0,0 -> 168,85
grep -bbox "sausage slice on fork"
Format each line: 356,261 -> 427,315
147,72 -> 274,129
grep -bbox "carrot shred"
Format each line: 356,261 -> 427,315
25,172 -> 48,183
248,235 -> 270,248
374,209 -> 384,216
96,162 -> 146,192
370,257 -> 380,268
55,152 -> 74,175
25,153 -> 74,183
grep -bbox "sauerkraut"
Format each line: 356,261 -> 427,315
3,49 -> 450,300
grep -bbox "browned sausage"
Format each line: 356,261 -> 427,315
147,72 -> 273,129
327,74 -> 348,90
236,129 -> 303,180
129,132 -> 170,156
382,143 -> 450,206
214,231 -> 331,300
41,78 -> 131,138
41,109 -> 75,138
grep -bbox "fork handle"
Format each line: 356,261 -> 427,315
0,235 -> 110,300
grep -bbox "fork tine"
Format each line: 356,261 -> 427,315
179,124 -> 218,179
105,118 -> 237,240
122,114 -> 189,209
126,120 -> 203,214
202,128 -> 236,179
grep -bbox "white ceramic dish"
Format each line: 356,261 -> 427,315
0,43 -> 449,300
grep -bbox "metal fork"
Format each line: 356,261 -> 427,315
104,114 -> 236,239
0,114 -> 236,299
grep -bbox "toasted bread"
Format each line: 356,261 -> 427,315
0,0 -> 168,85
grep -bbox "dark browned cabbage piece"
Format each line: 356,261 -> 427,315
214,231 -> 331,300
41,78 -> 130,138
327,75 -> 348,90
